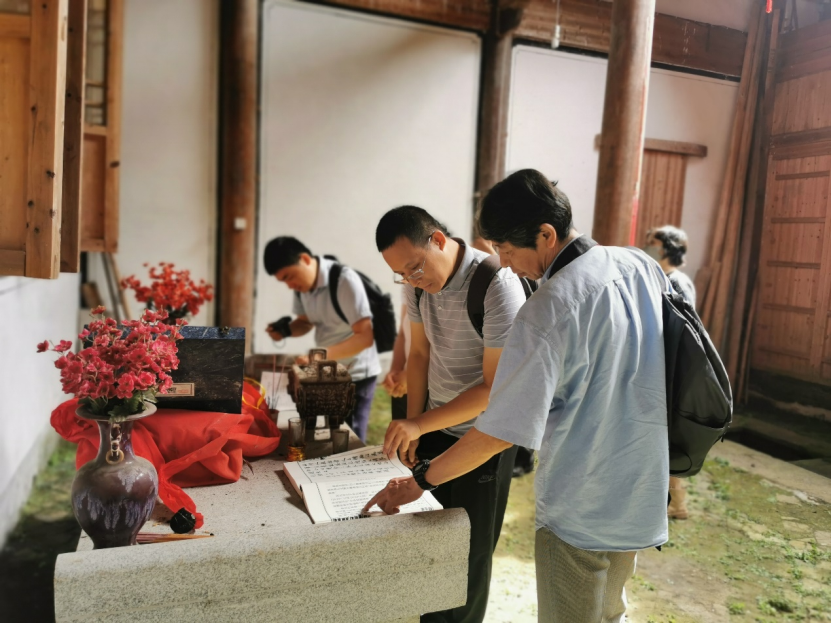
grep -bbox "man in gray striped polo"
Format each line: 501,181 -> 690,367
375,205 -> 526,623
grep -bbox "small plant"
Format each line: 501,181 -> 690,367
757,595 -> 796,614
727,601 -> 746,615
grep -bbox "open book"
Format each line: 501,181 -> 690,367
282,445 -> 443,523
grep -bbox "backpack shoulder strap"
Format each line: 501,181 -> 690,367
327,263 -> 348,324
467,255 -> 502,338
414,287 -> 424,310
520,277 -> 537,299
545,236 -> 598,280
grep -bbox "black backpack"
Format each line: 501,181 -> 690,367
414,254 -> 537,338
662,285 -> 733,477
544,237 -> 732,478
323,256 -> 397,354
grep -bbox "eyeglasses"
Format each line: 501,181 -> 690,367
393,235 -> 432,285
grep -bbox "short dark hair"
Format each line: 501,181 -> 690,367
650,225 -> 688,267
263,236 -> 312,275
375,206 -> 450,252
478,169 -> 573,248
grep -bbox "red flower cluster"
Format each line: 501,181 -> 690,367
39,306 -> 184,418
121,262 -> 214,319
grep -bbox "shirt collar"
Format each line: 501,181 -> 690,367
442,238 -> 476,292
540,234 -> 584,285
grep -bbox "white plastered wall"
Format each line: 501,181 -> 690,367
506,46 -> 739,277
255,0 -> 481,355
89,0 -> 218,327
0,275 -> 80,546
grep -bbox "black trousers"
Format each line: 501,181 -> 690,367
417,430 -> 517,623
391,395 -> 408,420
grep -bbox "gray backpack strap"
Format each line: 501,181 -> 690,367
467,255 -> 502,339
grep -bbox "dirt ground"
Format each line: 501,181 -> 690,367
1,391 -> 829,623
486,455 -> 831,623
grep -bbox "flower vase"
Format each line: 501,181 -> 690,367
71,404 -> 159,549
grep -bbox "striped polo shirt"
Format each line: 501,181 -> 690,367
405,240 -> 527,437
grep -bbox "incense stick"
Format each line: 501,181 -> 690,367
136,533 -> 213,544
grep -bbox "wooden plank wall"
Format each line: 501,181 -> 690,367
0,2 -> 68,279
752,19 -> 831,386
635,150 -> 687,246
0,13 -> 31,276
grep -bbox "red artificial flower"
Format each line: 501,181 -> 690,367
37,305 -> 184,418
121,262 -> 214,319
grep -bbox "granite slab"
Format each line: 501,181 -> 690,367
54,408 -> 470,622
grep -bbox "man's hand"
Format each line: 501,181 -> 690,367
400,439 -> 419,468
382,370 -> 407,398
362,476 -> 424,515
384,418 -> 421,459
266,325 -> 283,342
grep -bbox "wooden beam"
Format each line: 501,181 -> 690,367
307,0 -> 490,31
25,0 -> 68,279
305,0 -> 746,77
0,13 -> 31,38
517,0 -> 746,77
104,0 -> 124,253
726,9 -> 780,387
61,0 -> 87,273
592,0 -> 655,247
218,0 -> 258,350
475,3 -> 519,203
593,134 -> 707,157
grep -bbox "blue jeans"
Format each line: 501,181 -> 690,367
347,376 -> 377,442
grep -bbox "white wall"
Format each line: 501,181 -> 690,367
506,47 -> 739,277
92,0 -> 218,326
0,274 -> 80,545
256,0 -> 481,354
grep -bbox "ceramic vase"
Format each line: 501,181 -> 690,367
71,404 -> 159,549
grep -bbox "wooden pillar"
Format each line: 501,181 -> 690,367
218,0 -> 258,351
592,0 -> 655,247
473,3 -> 526,244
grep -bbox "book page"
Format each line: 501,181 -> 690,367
303,479 -> 443,524
283,445 -> 412,492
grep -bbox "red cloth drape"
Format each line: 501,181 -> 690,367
51,382 -> 281,529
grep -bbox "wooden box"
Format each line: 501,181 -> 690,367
156,326 -> 245,414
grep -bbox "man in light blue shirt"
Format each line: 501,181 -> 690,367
365,170 -> 669,622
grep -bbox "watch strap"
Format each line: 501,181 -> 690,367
412,459 -> 437,491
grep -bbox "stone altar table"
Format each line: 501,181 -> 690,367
54,409 -> 470,622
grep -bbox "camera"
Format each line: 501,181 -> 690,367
268,316 -> 293,339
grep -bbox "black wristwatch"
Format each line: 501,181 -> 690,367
411,460 -> 437,491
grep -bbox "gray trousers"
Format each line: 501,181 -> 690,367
535,528 -> 637,623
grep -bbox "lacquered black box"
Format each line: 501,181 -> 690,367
156,326 -> 246,414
